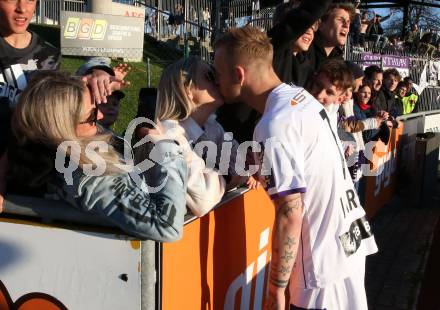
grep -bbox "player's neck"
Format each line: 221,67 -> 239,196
245,70 -> 282,114
2,31 -> 32,49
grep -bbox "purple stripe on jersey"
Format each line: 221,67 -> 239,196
270,188 -> 306,200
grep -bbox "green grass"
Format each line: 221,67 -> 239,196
31,23 -> 182,134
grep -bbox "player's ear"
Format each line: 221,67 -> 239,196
235,66 -> 245,86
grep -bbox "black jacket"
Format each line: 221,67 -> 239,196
309,31 -> 345,72
269,0 -> 332,86
373,88 -> 395,115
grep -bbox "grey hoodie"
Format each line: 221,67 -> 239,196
56,139 -> 188,242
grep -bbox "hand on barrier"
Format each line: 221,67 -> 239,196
246,175 -> 261,190
378,110 -> 389,120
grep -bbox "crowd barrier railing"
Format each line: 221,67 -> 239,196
361,110 -> 440,217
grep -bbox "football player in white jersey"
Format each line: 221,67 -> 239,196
213,26 -> 377,310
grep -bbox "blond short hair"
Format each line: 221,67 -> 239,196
214,25 -> 273,66
156,56 -> 208,121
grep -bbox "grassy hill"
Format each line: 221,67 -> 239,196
30,23 -> 182,134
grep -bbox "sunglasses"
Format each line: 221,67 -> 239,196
79,85 -> 99,125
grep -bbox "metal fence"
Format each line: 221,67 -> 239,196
134,0 -> 274,61
33,0 -> 87,25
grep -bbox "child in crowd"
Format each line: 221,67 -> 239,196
97,90 -> 125,129
397,81 -> 418,114
137,56 -> 256,217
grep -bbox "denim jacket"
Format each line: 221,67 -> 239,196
55,138 -> 188,242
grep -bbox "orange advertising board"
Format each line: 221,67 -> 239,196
161,188 -> 275,310
363,123 -> 404,218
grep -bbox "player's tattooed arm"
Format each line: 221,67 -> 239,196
265,193 -> 304,309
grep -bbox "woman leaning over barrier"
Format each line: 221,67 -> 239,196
9,71 -> 188,242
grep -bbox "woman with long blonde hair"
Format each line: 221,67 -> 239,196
140,56 -> 256,218
10,71 -> 188,241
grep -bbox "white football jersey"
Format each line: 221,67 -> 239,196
254,83 -> 378,289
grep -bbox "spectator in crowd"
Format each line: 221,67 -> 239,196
311,2 -> 355,71
404,24 -> 420,52
378,68 -> 402,117
11,71 -> 188,241
395,81 -> 408,114
227,11 -> 235,28
77,61 -> 131,131
269,0 -> 331,87
0,0 -> 116,211
364,65 -> 383,105
397,81 -> 418,114
419,30 -> 436,57
213,25 -> 377,310
350,0 -> 362,46
307,59 -> 353,117
338,62 -> 383,190
201,7 -> 210,41
173,3 -> 184,36
366,12 -> 393,49
308,60 -> 382,190
353,84 -> 380,143
387,36 -> 404,54
139,57 -> 256,217
402,76 -> 419,112
364,65 -> 383,92
97,90 -> 125,129
359,11 -> 370,47
146,56 -> 225,217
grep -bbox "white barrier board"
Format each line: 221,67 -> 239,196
423,113 -> 440,160
0,220 -> 140,310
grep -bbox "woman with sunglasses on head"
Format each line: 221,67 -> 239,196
8,71 -> 188,241
136,56 -> 257,218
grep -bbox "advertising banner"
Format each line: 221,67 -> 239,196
360,52 -> 381,68
161,188 -> 275,310
0,220 -> 140,310
423,112 -> 440,159
60,11 -> 144,61
361,53 -> 410,78
363,125 -> 403,218
382,55 -> 410,78
423,113 -> 440,133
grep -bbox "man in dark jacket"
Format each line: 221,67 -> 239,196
310,2 -> 355,71
374,68 -> 401,117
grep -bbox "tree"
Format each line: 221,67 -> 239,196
383,3 -> 440,38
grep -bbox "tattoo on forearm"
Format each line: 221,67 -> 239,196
285,236 -> 295,248
269,277 -> 289,288
279,265 -> 290,276
279,198 -> 302,218
281,250 -> 294,262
